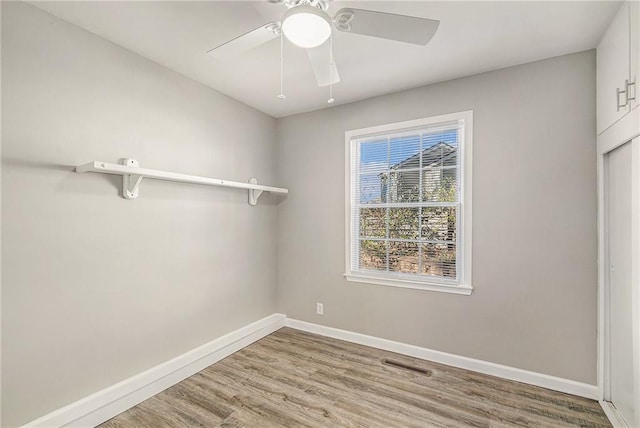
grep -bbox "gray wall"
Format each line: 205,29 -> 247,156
276,50 -> 597,384
1,1 -> 599,424
1,2 -> 279,426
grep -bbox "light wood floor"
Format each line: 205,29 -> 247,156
99,328 -> 610,427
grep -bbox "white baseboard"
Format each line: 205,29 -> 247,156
23,313 -> 287,428
22,314 -> 600,428
599,401 -> 630,428
285,318 -> 599,400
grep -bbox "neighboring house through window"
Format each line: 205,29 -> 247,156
345,111 -> 473,295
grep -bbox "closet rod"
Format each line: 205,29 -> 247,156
75,158 -> 288,205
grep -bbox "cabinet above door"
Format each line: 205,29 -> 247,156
630,1 -> 640,111
597,2 -> 631,135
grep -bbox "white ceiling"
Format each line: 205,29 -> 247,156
31,1 -> 620,118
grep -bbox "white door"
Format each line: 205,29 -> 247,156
606,140 -> 636,426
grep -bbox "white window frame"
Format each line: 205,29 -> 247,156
344,111 -> 473,295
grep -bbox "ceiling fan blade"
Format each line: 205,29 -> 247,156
306,42 -> 340,87
207,22 -> 280,59
333,8 -> 439,45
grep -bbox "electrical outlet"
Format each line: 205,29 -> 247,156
316,302 -> 324,315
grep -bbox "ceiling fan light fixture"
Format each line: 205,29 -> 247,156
281,5 -> 332,48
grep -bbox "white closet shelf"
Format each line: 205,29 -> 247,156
75,159 -> 288,205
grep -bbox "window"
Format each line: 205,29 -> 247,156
345,111 -> 472,295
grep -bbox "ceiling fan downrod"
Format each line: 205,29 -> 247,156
271,0 -> 329,12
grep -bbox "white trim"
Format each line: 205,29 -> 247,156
344,273 -> 473,295
344,111 -> 473,294
633,138 -> 640,427
597,129 -> 640,427
462,110 -> 473,291
345,112 -> 471,139
22,314 -> 286,428
600,401 -> 630,428
597,151 -> 607,402
285,318 -> 599,400
598,107 -> 640,156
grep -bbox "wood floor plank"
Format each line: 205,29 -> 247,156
226,342 -> 466,427
215,351 -> 426,428
253,334 -> 579,427
223,353 -> 448,428
99,327 -> 611,428
266,329 -> 607,426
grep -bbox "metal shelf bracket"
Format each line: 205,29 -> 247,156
122,159 -> 144,199
248,178 -> 264,206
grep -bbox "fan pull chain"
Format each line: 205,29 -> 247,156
328,33 -> 335,104
278,30 -> 286,100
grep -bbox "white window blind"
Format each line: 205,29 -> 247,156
346,112 -> 472,293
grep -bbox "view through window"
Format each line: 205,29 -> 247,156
347,113 -> 471,290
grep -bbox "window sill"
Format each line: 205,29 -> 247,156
343,273 -> 473,295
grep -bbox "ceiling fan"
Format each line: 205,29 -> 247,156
207,0 -> 439,90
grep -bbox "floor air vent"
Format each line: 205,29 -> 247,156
382,359 -> 432,375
